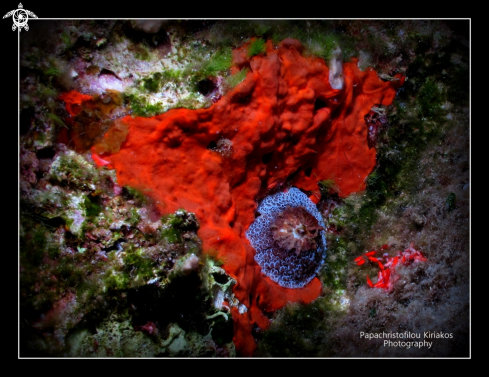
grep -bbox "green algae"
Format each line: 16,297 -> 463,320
224,68 -> 248,90
133,43 -> 152,61
247,38 -> 266,57
21,223 -> 48,266
162,68 -> 183,81
138,69 -> 184,94
83,195 -> 102,218
44,66 -> 60,80
321,235 -> 349,291
173,93 -> 210,110
142,72 -> 163,93
304,33 -> 338,61
446,192 -> 456,212
49,151 -> 100,191
124,93 -> 164,117
46,112 -> 67,128
201,48 -> 233,76
161,227 -> 181,244
187,47 -> 232,83
161,209 -> 199,230
318,179 -> 339,197
160,210 -> 199,244
123,186 -> 148,206
256,298 -> 342,357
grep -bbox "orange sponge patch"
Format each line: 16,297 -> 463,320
87,39 -> 403,355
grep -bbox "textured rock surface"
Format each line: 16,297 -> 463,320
19,20 -> 467,358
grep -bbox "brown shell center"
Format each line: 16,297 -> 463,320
270,206 -> 324,256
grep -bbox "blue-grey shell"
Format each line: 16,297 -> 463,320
246,187 -> 327,288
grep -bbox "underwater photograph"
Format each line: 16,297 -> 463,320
17,18 -> 470,357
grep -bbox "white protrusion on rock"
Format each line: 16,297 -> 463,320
238,303 -> 248,314
328,44 -> 344,90
213,288 -> 225,310
132,20 -> 166,34
182,253 -> 200,275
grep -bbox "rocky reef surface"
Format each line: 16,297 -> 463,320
18,20 -> 469,357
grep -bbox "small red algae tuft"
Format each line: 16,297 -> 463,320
355,243 -> 427,292
135,321 -> 159,336
60,39 -> 404,355
59,90 -> 93,116
91,152 -> 111,167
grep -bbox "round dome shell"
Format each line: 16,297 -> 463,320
246,187 -> 327,288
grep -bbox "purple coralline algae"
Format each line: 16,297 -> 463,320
246,187 -> 327,288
